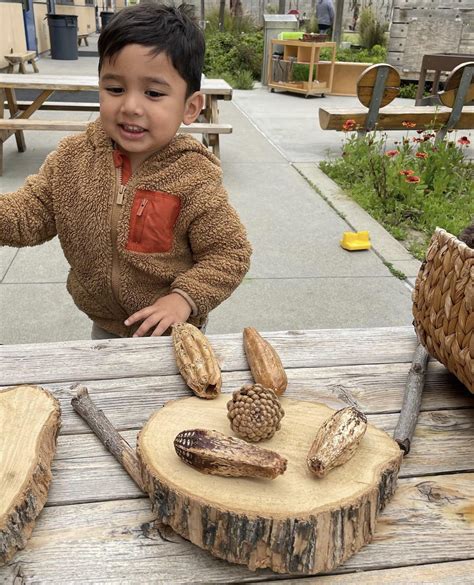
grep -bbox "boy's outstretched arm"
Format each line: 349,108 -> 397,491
0,154 -> 58,247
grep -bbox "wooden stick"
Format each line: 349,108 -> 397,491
393,343 -> 430,455
71,385 -> 145,492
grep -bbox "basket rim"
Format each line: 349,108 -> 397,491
433,227 -> 474,257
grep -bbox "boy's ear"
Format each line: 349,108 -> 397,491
182,91 -> 204,125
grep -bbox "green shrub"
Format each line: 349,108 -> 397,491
320,45 -> 387,63
223,69 -> 255,89
320,128 -> 474,258
358,8 -> 387,49
292,63 -> 318,82
204,31 -> 264,83
304,15 -> 319,33
399,83 -> 418,99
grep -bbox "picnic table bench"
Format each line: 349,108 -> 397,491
4,51 -> 39,74
77,34 -> 90,47
319,62 -> 474,140
0,326 -> 473,582
0,74 -> 233,174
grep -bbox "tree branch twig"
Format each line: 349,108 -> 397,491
393,343 -> 430,454
71,385 -> 145,492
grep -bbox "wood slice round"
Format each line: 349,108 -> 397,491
356,63 -> 400,108
0,385 -> 61,564
137,395 -> 402,575
438,62 -> 474,108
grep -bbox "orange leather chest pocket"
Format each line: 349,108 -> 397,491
126,189 -> 181,254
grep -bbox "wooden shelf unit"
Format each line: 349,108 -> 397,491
267,39 -> 337,97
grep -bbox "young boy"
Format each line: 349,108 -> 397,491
0,4 -> 252,339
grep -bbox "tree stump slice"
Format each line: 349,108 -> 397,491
137,395 -> 402,575
0,385 -> 61,564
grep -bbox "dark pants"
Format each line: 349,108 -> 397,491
318,24 -> 331,32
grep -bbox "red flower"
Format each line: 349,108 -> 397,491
342,119 -> 357,131
415,152 -> 428,159
458,136 -> 471,146
416,129 -> 424,134
385,149 -> 399,157
399,169 -> 415,176
405,175 -> 421,183
412,137 -> 423,143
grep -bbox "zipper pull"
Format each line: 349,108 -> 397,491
137,199 -> 148,216
116,185 -> 126,205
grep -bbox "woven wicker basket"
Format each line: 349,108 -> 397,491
412,228 -> 473,393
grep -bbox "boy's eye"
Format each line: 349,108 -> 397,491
146,90 -> 164,98
105,87 -> 124,95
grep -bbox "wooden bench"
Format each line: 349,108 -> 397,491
0,118 -> 232,173
319,62 -> 474,141
4,51 -> 39,74
77,34 -> 90,47
0,74 -> 233,173
0,118 -> 232,135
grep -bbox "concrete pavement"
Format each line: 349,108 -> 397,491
0,38 -> 417,344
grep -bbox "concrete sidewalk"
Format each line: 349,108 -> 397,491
0,40 -> 416,344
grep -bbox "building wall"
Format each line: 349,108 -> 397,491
388,0 -> 474,78
34,1 -> 96,54
0,2 -> 27,70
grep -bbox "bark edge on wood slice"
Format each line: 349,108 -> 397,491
0,385 -> 61,565
136,395 -> 402,575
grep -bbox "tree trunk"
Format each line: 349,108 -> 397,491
219,0 -> 226,32
0,385 -> 61,564
137,395 -> 402,574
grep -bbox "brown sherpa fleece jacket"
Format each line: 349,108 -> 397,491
0,119 -> 252,336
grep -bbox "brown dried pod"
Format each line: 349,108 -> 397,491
174,428 -> 287,479
172,322 -> 222,399
307,407 -> 367,478
227,383 -> 285,442
243,327 -> 288,396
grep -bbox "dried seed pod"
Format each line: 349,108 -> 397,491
174,428 -> 287,479
227,383 -> 285,442
243,327 -> 288,396
307,407 -> 367,478
172,322 -> 221,399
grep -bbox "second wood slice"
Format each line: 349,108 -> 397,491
137,395 -> 402,575
0,385 -> 61,564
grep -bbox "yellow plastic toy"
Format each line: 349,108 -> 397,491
340,230 -> 371,251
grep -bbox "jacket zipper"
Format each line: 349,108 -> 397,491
134,198 -> 148,243
110,165 -> 126,312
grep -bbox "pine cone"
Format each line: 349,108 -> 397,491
227,384 -> 285,442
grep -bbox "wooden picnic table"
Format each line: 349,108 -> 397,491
1,326 -> 473,582
0,74 -> 233,170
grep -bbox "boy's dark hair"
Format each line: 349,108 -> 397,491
98,4 -> 205,96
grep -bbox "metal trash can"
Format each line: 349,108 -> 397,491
100,11 -> 115,30
262,14 -> 298,85
47,14 -> 78,60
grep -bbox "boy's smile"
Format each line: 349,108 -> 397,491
99,44 -> 203,170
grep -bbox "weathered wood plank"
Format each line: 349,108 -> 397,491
319,106 -> 474,131
45,409 -> 474,506
0,74 -> 233,96
265,560 -> 474,583
1,473 -> 472,583
0,119 -> 232,134
0,327 -> 420,385
8,359 -> 469,436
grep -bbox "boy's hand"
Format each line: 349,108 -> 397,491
125,293 -> 192,337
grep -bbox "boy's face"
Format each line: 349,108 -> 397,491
99,44 -> 203,167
